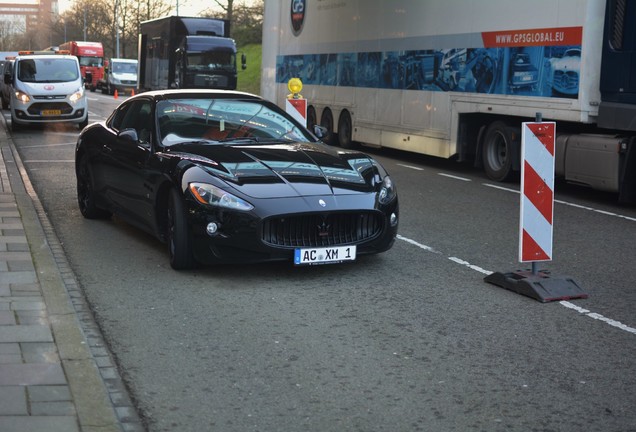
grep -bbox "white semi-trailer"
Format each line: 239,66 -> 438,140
261,0 -> 636,202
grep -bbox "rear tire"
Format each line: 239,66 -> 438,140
167,188 -> 196,270
338,110 -> 355,149
482,121 -> 516,182
77,157 -> 111,219
320,108 -> 334,145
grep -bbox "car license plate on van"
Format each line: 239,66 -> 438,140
41,109 -> 61,116
294,245 -> 356,265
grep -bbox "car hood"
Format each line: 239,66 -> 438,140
166,141 -> 379,198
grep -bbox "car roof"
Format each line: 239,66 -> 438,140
132,89 -> 265,102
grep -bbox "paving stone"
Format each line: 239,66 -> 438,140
0,271 -> 37,285
9,283 -> 40,293
10,300 -> 45,311
0,416 -> 80,432
0,343 -> 19,354
0,363 -> 66,385
0,310 -> 15,325
21,342 -> 59,363
15,310 -> 48,325
31,401 -> 76,416
0,325 -> 52,343
0,386 -> 27,415
28,385 -> 71,402
0,354 -> 22,363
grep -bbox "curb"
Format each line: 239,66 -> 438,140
0,117 -> 144,432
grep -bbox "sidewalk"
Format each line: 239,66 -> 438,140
0,122 -> 144,431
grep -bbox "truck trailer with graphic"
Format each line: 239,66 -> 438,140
261,0 -> 636,202
58,41 -> 104,92
137,16 -> 246,91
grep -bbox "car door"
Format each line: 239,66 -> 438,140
100,98 -> 157,228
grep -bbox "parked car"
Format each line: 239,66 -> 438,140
509,52 -> 539,90
1,59 -> 14,110
550,48 -> 581,95
75,90 -> 399,269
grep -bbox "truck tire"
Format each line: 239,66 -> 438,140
338,110 -> 355,149
482,121 -> 516,182
320,108 -> 335,145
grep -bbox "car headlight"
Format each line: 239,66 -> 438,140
14,90 -> 30,103
378,175 -> 396,204
189,182 -> 253,211
69,88 -> 84,103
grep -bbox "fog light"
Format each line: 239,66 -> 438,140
206,222 -> 219,236
390,213 -> 398,226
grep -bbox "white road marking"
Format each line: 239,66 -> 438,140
397,164 -> 425,171
397,234 -> 635,335
483,183 -> 636,222
23,160 -> 74,163
438,173 -> 471,181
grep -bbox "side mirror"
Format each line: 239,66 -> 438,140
118,128 -> 139,143
313,125 -> 328,139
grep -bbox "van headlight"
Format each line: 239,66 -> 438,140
69,88 -> 84,103
14,90 -> 30,103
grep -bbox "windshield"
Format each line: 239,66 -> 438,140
78,56 -> 103,67
112,62 -> 137,74
157,97 -> 315,146
187,51 -> 235,69
17,58 -> 79,83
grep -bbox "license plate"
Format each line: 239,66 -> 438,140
294,245 -> 356,265
41,109 -> 61,116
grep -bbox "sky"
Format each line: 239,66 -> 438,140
57,0 -> 228,16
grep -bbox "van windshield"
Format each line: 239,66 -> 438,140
17,58 -> 79,83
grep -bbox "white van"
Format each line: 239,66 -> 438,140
100,58 -> 138,95
4,51 -> 88,131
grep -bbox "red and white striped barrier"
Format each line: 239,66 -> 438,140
286,98 -> 307,127
519,121 -> 555,262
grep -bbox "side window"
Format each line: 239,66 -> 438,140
109,103 -> 132,131
111,100 -> 153,143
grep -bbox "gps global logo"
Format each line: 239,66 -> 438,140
291,0 -> 306,36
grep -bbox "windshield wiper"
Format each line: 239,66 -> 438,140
218,137 -> 262,143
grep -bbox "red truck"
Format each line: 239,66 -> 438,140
58,41 -> 104,92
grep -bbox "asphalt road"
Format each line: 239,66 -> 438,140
3,92 -> 636,432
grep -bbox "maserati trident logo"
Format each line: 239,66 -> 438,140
317,219 -> 331,237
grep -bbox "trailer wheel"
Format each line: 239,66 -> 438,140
482,121 -> 516,182
320,108 -> 335,145
338,110 -> 355,149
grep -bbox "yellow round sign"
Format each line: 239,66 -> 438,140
287,78 -> 303,95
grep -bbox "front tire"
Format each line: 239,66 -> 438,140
167,188 -> 196,270
77,157 -> 111,219
482,121 -> 516,182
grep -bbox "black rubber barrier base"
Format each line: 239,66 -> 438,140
484,270 -> 588,303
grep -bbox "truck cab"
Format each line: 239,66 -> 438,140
138,16 -> 246,91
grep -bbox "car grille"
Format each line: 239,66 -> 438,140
262,211 -> 383,248
27,102 -> 73,115
554,70 -> 579,90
